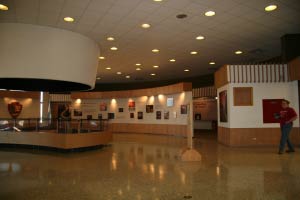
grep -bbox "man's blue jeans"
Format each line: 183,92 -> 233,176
279,123 -> 294,152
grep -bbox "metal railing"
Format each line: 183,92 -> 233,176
0,118 -> 109,134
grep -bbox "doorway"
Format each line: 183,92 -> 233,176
193,97 -> 218,139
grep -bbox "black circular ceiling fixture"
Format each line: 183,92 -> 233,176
176,14 -> 188,19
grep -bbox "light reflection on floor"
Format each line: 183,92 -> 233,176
0,133 -> 300,200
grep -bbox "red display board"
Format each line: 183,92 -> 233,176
262,99 -> 283,123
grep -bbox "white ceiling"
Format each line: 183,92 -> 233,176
1,0 -> 300,83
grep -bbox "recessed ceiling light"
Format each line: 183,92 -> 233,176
190,51 -> 198,55
117,72 -> 122,75
0,4 -> 8,11
135,63 -> 141,66
64,17 -> 74,22
153,65 -> 159,68
96,77 -> 101,80
106,67 -> 111,70
196,35 -> 205,40
136,68 -> 141,71
110,47 -> 118,51
99,56 -> 105,60
152,49 -> 159,53
107,37 -> 115,41
153,0 -> 162,2
235,50 -> 243,55
205,11 -> 215,17
265,5 -> 277,12
169,59 -> 176,62
209,62 -> 216,65
184,69 -> 190,72
150,73 -> 156,76
141,23 -> 151,29
126,75 -> 130,79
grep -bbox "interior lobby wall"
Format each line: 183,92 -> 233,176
71,91 -> 192,125
0,92 -> 49,119
71,91 -> 193,136
229,81 -> 299,128
217,81 -> 300,146
0,97 -> 39,118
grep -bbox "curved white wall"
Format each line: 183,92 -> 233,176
0,23 -> 99,90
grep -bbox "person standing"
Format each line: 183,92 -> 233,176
278,99 -> 298,154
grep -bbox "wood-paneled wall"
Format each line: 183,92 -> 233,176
0,131 -> 112,149
289,57 -> 300,81
192,86 -> 217,98
228,64 -> 289,83
110,123 -> 187,137
0,91 -> 40,98
214,65 -> 229,89
218,126 -> 300,146
215,64 -> 291,89
71,82 -> 192,99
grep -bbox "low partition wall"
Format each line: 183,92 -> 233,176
110,123 -> 187,137
218,127 -> 300,147
0,131 -> 112,150
71,82 -> 193,137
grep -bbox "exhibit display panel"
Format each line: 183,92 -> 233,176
215,64 -> 300,146
71,83 -> 193,136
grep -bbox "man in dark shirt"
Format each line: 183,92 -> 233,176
278,99 -> 298,154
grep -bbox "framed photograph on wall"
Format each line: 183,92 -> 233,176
167,97 -> 174,107
262,99 -> 283,123
156,111 -> 161,120
164,111 -> 169,119
181,105 -> 188,114
130,113 -> 134,119
138,112 -> 143,119
108,113 -> 115,119
118,108 -> 124,112
73,109 -> 82,117
128,100 -> 135,111
146,105 -> 154,113
86,115 -> 92,120
194,113 -> 201,120
219,90 -> 228,122
173,111 -> 177,118
99,102 -> 107,111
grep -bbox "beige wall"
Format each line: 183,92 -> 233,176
71,91 -> 193,126
0,93 -> 49,119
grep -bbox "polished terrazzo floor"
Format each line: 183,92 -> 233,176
0,133 -> 300,200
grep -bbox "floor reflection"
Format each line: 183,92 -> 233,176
0,133 -> 299,200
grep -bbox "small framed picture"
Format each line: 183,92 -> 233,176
195,113 -> 201,120
130,113 -> 134,119
138,112 -> 143,119
156,111 -> 161,120
73,109 -> 82,117
146,105 -> 154,113
181,105 -> 188,114
108,113 -> 115,119
99,102 -> 107,111
118,108 -> 124,113
164,111 -> 169,119
167,97 -> 174,107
